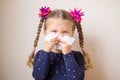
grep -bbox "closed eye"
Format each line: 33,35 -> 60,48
63,31 -> 69,33
51,30 -> 57,33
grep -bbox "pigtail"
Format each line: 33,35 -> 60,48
76,23 -> 93,70
27,18 -> 44,68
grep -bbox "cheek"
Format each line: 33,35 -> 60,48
69,31 -> 74,37
44,30 -> 50,35
64,32 -> 74,37
44,30 -> 56,36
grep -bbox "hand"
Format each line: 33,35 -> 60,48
59,40 -> 72,55
43,38 -> 59,52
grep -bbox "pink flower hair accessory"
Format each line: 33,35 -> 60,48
69,8 -> 84,23
38,6 -> 51,19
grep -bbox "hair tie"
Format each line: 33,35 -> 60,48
69,8 -> 84,23
38,6 -> 51,19
33,47 -> 36,51
81,48 -> 85,53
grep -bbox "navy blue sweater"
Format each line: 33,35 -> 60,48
32,50 -> 85,80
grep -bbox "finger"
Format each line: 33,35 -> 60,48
59,41 -> 66,46
47,39 -> 59,44
50,38 -> 59,42
59,40 -> 67,44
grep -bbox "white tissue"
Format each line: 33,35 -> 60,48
61,36 -> 75,45
44,33 -> 58,41
44,33 -> 75,50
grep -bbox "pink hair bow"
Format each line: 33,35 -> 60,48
38,6 -> 51,19
69,8 -> 84,23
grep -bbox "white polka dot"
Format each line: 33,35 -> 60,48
44,53 -> 47,55
38,68 -> 41,70
70,60 -> 73,62
73,70 -> 75,72
73,75 -> 76,78
43,62 -> 45,65
79,73 -> 81,75
64,58 -> 66,60
56,71 -> 58,73
68,69 -> 70,71
38,59 -> 40,61
64,74 -> 66,77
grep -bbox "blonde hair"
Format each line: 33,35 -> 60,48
27,9 -> 93,70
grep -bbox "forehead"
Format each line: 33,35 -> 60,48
45,18 -> 74,30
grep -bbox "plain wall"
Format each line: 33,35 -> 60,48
0,0 -> 120,80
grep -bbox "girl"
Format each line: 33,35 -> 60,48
27,6 -> 92,80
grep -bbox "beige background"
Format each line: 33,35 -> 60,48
0,0 -> 120,80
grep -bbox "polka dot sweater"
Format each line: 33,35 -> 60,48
32,50 -> 85,80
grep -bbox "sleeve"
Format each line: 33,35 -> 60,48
32,50 -> 50,80
63,51 -> 85,80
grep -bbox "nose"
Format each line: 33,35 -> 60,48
57,32 -> 63,37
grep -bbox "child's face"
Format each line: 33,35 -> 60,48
44,18 -> 74,37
